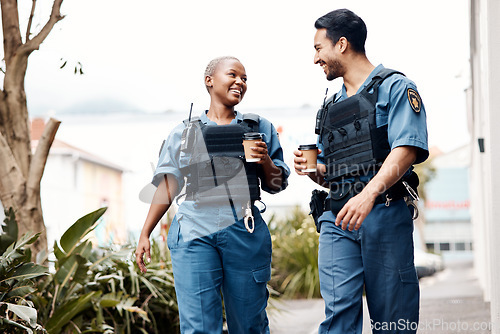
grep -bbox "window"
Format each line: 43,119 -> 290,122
439,243 -> 450,251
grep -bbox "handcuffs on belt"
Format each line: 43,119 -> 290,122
243,200 -> 267,233
402,181 -> 419,220
244,200 -> 255,233
383,181 -> 419,220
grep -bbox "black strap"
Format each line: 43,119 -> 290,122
360,69 -> 404,105
241,113 -> 260,133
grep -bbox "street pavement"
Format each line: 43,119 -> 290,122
268,260 -> 492,334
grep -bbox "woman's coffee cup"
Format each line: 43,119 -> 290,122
243,132 -> 263,162
298,144 -> 318,172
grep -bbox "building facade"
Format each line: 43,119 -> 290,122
0,118 -> 126,248
422,145 -> 472,262
468,0 -> 500,331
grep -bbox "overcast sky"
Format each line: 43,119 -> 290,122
13,0 -> 470,152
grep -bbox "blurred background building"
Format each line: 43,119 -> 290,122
422,145 -> 472,262
467,0 -> 500,331
0,118 -> 126,248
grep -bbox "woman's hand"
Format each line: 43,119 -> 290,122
250,141 -> 270,164
135,235 -> 151,273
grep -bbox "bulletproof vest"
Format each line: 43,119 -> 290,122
182,113 -> 261,203
317,69 -> 403,182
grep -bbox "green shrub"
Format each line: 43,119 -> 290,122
31,208 -> 179,334
0,208 -> 47,333
269,206 -> 320,299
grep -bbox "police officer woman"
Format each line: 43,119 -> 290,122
135,56 -> 289,334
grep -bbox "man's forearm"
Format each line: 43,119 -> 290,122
362,146 -> 417,200
308,163 -> 329,188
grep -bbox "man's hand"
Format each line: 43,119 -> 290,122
293,149 -> 308,175
335,189 -> 377,231
293,149 -> 322,175
334,146 -> 418,231
135,235 -> 151,273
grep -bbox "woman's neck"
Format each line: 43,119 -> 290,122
206,103 -> 236,125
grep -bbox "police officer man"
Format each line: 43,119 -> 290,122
293,9 -> 428,334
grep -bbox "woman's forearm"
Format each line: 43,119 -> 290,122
140,174 -> 179,238
261,159 -> 283,191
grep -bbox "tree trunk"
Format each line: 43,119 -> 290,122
0,113 -> 60,257
0,0 -> 64,258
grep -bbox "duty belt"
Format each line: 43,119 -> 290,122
325,177 -> 418,214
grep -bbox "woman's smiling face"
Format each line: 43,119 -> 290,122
207,59 -> 247,107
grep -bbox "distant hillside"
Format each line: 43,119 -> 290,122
59,98 -> 146,115
29,98 -> 147,116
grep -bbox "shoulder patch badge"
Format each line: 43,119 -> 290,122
407,88 -> 422,113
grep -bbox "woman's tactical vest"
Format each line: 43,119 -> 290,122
180,114 -> 261,204
316,68 -> 403,183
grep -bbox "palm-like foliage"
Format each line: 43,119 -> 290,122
269,207 -> 320,299
1,207 -> 179,333
32,208 -> 179,334
0,208 -> 47,333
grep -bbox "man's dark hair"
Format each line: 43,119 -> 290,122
315,9 -> 367,54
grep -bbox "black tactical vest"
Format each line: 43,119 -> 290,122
182,114 -> 261,203
317,69 -> 403,183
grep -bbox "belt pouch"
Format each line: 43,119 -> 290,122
329,182 -> 354,216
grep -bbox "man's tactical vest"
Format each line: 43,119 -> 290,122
317,68 -> 403,183
181,114 -> 261,203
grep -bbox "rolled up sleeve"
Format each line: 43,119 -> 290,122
152,124 -> 185,190
260,120 -> 290,194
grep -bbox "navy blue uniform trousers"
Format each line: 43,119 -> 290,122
168,213 -> 271,334
318,199 -> 419,334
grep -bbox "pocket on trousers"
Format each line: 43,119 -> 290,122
252,265 -> 271,284
167,216 -> 181,250
397,264 -> 420,327
399,265 -> 419,284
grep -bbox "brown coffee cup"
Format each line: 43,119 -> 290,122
298,144 -> 318,172
243,132 -> 263,162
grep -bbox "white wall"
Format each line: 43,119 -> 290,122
40,153 -> 85,248
468,0 -> 500,331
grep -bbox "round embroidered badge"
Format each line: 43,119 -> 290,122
407,88 -> 422,113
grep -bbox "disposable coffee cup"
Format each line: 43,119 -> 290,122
243,132 -> 263,162
298,144 -> 318,172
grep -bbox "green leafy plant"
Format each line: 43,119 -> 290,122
88,238 -> 179,334
269,206 -> 320,299
0,206 -> 180,333
28,207 -> 179,334
0,208 -> 48,333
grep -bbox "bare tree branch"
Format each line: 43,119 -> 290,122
27,118 -> 61,192
25,0 -> 37,42
1,0 -> 23,62
20,0 -> 64,55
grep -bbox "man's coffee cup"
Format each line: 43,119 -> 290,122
298,144 -> 318,172
243,132 -> 263,162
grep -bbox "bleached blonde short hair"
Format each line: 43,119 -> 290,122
204,56 -> 240,92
